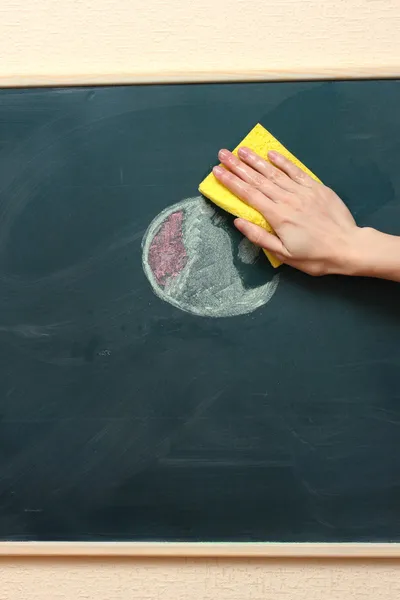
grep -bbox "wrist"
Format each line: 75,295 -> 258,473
342,227 -> 394,278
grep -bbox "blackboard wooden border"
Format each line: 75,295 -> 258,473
0,67 -> 399,87
0,543 -> 400,557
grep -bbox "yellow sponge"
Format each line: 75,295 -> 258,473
198,123 -> 321,268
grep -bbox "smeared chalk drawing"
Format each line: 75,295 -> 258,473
142,197 -> 279,318
238,238 -> 261,265
148,210 -> 187,286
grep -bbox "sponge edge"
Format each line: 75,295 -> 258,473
198,123 -> 321,268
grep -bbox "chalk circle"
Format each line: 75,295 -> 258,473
142,196 -> 279,318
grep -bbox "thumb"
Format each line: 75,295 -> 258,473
234,218 -> 286,257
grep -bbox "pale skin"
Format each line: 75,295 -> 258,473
213,148 -> 400,282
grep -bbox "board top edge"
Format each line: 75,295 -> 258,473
0,66 -> 400,87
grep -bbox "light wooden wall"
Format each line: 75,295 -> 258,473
1,0 -> 399,84
1,557 -> 400,599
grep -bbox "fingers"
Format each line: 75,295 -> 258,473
213,165 -> 280,227
218,149 -> 289,201
237,147 -> 295,192
267,151 -> 315,187
234,218 -> 287,259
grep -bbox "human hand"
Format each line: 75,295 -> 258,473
213,148 -> 368,276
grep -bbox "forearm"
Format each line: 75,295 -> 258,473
345,227 -> 400,282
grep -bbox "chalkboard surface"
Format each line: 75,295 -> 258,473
0,81 -> 400,542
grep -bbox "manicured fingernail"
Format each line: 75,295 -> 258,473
238,147 -> 249,158
218,149 -> 229,160
213,166 -> 224,176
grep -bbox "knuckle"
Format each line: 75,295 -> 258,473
268,168 -> 283,183
252,232 -> 263,246
240,183 -> 256,201
249,173 -> 265,187
307,263 -> 323,277
278,212 -> 291,225
279,192 -> 293,204
322,184 -> 334,195
294,170 -> 306,183
245,226 -> 262,246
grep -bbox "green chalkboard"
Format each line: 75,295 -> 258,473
0,81 -> 400,542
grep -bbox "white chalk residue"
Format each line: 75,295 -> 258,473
238,238 -> 261,264
142,196 -> 279,318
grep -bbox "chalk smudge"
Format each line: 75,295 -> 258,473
148,210 -> 187,287
142,196 -> 279,318
238,238 -> 260,265
0,323 -> 58,338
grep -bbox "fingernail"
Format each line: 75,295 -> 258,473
238,147 -> 249,158
268,151 -> 278,160
213,166 -> 224,177
218,149 -> 229,160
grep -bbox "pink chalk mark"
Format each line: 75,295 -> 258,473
148,210 -> 187,287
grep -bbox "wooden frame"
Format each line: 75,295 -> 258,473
0,68 -> 399,559
0,66 -> 399,87
0,542 -> 400,558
